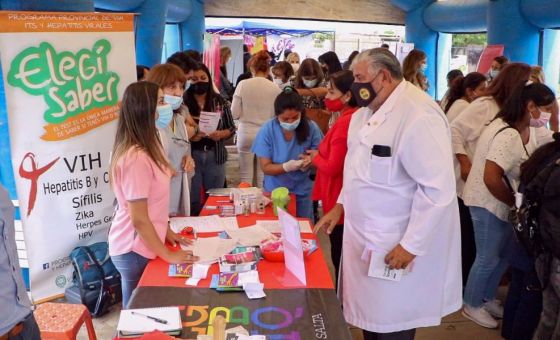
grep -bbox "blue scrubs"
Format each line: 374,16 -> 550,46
252,118 -> 323,220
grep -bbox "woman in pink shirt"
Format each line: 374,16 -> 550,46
109,81 -> 197,308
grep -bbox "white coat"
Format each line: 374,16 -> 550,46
338,81 -> 462,333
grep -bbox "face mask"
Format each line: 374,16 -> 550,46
530,111 -> 552,128
164,94 -> 183,110
324,97 -> 346,112
419,64 -> 427,72
351,82 -> 376,107
291,63 -> 300,73
303,78 -> 318,88
279,118 -> 300,131
189,81 -> 209,95
351,71 -> 382,107
490,69 -> 499,79
185,80 -> 192,91
273,78 -> 287,88
156,104 -> 173,129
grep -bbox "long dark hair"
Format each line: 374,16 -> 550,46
110,81 -> 170,183
184,63 -> 224,117
328,70 -> 357,107
520,132 -> 560,185
495,82 -> 555,127
485,63 -> 531,108
444,72 -> 487,113
318,51 -> 342,75
274,87 -> 310,144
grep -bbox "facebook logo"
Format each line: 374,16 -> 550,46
43,263 -> 49,270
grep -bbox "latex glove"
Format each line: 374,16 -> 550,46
282,159 -> 303,172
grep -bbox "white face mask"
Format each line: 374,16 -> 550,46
303,78 -> 318,88
185,80 -> 192,91
291,63 -> 300,73
273,78 -> 288,88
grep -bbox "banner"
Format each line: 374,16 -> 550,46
203,33 -> 221,90
0,11 -> 136,301
130,287 -> 353,339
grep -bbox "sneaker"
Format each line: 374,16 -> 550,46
484,299 -> 504,319
462,304 -> 498,329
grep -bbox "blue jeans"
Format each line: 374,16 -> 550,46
295,194 -> 313,220
464,206 -> 513,307
191,148 -> 226,215
111,251 -> 149,309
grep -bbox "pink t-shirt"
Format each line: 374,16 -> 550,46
108,147 -> 170,259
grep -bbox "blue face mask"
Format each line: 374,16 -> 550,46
185,80 -> 192,91
490,69 -> 499,79
279,118 -> 300,131
156,104 -> 173,129
164,94 -> 183,110
420,63 -> 427,72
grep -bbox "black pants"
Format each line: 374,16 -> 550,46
502,267 -> 542,340
459,197 -> 476,287
329,224 -> 344,290
363,328 -> 416,340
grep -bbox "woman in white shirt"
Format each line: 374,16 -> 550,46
461,83 -> 556,329
450,63 -> 531,183
444,71 -> 488,287
232,50 -> 281,187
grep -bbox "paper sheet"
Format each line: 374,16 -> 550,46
226,225 -> 274,246
226,326 -> 249,336
254,220 -> 312,233
181,237 -> 238,264
237,270 -> 260,285
278,209 -> 306,285
198,111 -> 221,134
243,282 -> 266,300
117,307 -> 181,334
170,215 -> 239,233
367,251 -> 412,281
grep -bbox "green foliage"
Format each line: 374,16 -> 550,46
452,33 -> 487,47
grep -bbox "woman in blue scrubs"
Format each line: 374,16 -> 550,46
252,87 -> 323,219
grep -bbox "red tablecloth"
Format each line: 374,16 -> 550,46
137,195 -> 334,289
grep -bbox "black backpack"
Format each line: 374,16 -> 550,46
68,242 -> 121,317
513,158 -> 560,259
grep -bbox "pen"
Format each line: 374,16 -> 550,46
131,311 -> 168,325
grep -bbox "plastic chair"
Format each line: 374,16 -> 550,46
35,302 -> 97,340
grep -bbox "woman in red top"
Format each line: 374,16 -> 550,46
304,70 -> 358,287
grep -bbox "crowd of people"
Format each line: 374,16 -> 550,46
123,48 -> 560,340
3,44 -> 556,339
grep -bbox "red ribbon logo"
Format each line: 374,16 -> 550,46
18,153 -> 59,216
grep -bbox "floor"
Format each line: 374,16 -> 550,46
75,147 -> 505,340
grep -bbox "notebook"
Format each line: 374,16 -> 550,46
117,307 -> 182,338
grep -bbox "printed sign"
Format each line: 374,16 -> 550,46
129,287 -> 352,339
0,11 -> 136,301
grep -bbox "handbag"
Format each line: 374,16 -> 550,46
305,88 -> 331,135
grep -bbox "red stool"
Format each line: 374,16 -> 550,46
35,302 -> 97,340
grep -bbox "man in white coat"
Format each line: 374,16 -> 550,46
316,48 -> 462,339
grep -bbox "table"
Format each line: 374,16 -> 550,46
129,195 -> 351,339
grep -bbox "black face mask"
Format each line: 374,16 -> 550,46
189,81 -> 210,95
351,81 -> 376,107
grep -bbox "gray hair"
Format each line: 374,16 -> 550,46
351,48 -> 403,80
